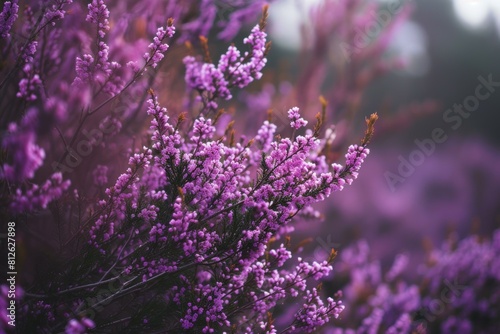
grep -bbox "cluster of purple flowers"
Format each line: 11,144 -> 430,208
416,230 -> 500,333
74,79 -> 373,332
320,228 -> 500,334
0,0 -> 19,38
184,14 -> 270,112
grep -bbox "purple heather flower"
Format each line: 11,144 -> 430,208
288,106 -> 308,129
74,54 -> 94,86
74,0 -> 114,86
0,0 -> 18,38
92,164 -> 109,186
84,89 -> 371,331
1,109 -> 45,182
86,0 -> 110,38
17,64 -> 42,101
1,3 -> 384,332
184,19 -> 268,112
43,0 -> 73,27
292,289 -> 345,333
144,23 -> 176,68
10,172 -> 71,213
21,41 -> 38,64
65,317 -> 95,334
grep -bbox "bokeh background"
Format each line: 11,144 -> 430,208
254,0 -> 500,263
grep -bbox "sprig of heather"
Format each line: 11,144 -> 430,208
0,0 -> 72,91
73,0 -> 111,88
0,0 -> 19,39
184,5 -> 271,113
144,19 -> 176,69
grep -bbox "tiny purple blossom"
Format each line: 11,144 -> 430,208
86,0 -> 110,38
0,0 -> 19,38
288,107 -> 308,129
144,22 -> 176,68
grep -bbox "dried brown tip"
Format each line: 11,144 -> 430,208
293,237 -> 313,252
319,95 -> 327,125
422,237 -> 434,262
177,186 -> 185,203
361,112 -> 378,146
174,112 -> 187,132
224,120 -> 235,135
229,129 -> 235,147
266,109 -> 273,122
199,36 -> 212,63
285,235 -> 291,248
224,120 -> 235,146
260,4 -> 269,31
178,112 -> 186,122
246,138 -> 255,148
471,217 -> 481,235
184,41 -> 193,55
167,17 -> 174,27
264,41 -> 272,56
328,248 -> 338,263
148,88 -> 155,97
313,96 -> 328,137
266,312 -> 274,330
313,112 -> 322,138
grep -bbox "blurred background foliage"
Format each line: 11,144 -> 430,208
254,0 -> 500,261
